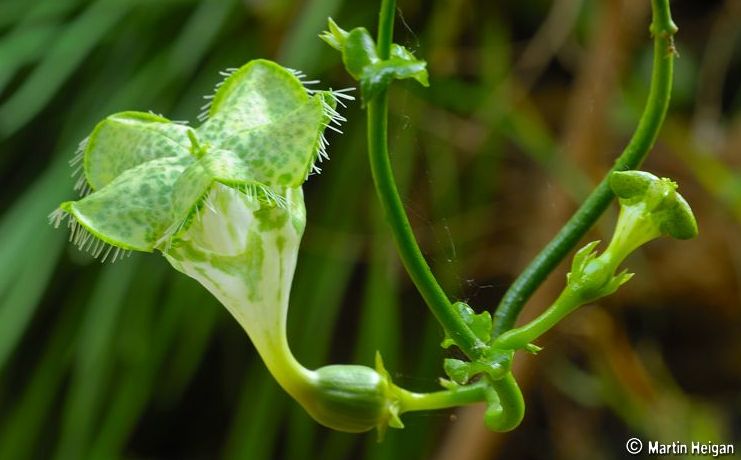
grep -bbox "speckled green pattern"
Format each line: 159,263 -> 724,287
164,187 -> 305,344
198,59 -> 308,143
169,160 -> 215,234
55,58 -> 342,258
198,59 -> 330,187
84,111 -> 192,190
62,156 -> 191,251
219,98 -> 325,187
161,188 -> 310,401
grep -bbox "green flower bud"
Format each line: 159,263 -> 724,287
301,363 -> 403,434
609,170 -> 698,241
493,170 -> 697,351
568,170 -> 698,302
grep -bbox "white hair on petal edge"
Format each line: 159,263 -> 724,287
48,208 -> 132,263
197,65 -> 356,179
197,67 -> 239,122
70,137 -> 93,197
304,83 -> 356,178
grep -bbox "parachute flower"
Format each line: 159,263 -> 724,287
50,59 -> 421,434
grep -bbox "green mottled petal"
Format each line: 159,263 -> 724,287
198,59 -> 309,143
56,58 -> 348,259
82,111 -> 193,191
62,156 -> 192,251
219,98 -> 326,187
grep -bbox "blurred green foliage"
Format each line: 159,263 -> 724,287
1,0 -> 739,459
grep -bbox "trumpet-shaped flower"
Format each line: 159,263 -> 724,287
49,60 -> 409,432
50,63 -> 343,389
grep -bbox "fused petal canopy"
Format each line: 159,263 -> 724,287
52,59 -> 348,257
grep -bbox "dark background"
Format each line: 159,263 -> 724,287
0,0 -> 739,459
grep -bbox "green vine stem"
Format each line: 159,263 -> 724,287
398,380 -> 490,412
376,0 -> 395,61
491,0 -> 678,338
366,0 -> 486,360
396,373 -> 523,432
486,373 -> 525,432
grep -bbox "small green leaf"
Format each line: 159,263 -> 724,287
321,19 -> 429,104
459,302 -> 492,343
319,17 -> 349,52
342,28 -> 379,80
443,358 -> 472,385
390,43 -> 430,87
359,57 -> 429,103
442,302 -> 492,350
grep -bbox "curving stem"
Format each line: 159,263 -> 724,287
395,373 -> 524,433
366,0 -> 487,360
